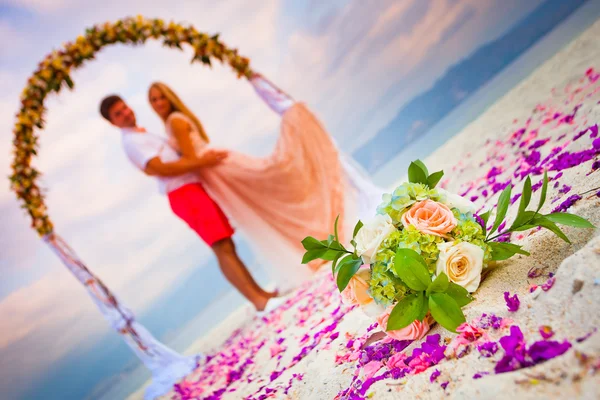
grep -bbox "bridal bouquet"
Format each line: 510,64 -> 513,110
302,160 -> 593,340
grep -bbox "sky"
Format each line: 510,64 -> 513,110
0,0 -> 583,398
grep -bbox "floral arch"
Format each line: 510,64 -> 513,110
11,15 -> 252,235
9,16 -> 258,400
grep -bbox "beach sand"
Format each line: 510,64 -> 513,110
130,19 -> 600,400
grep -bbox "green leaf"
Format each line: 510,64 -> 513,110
489,242 -> 530,261
536,171 -> 548,213
393,248 -> 432,291
64,76 -> 75,89
490,184 -> 512,235
353,220 -> 364,239
301,236 -> 327,250
509,210 -> 538,231
331,253 -> 344,275
327,234 -> 335,246
533,216 -> 571,243
413,160 -> 429,176
334,215 -> 340,244
417,293 -> 430,321
302,248 -> 342,264
511,224 -> 537,232
427,170 -> 444,189
479,210 -> 491,229
334,254 -> 356,276
387,292 -> 425,331
320,239 -> 346,251
517,177 -> 532,217
544,212 -> 595,228
408,161 -> 428,184
336,257 -> 363,292
445,282 -> 474,307
427,272 -> 449,296
429,293 -> 466,333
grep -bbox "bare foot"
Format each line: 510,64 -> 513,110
254,294 -> 274,312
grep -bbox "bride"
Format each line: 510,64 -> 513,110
147,81 -> 348,292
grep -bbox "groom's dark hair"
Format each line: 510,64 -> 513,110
100,95 -> 123,121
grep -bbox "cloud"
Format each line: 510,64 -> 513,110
1,0 -> 79,13
0,19 -> 27,52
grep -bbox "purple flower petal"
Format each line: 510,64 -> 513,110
497,221 -> 507,233
576,328 -> 597,343
504,292 -> 520,312
527,267 -> 543,279
551,194 -> 582,213
528,138 -> 550,150
541,277 -> 556,292
510,193 -> 522,205
430,369 -> 441,382
573,127 -> 589,141
495,354 -> 522,373
539,326 -> 554,339
528,340 -> 571,363
487,167 -> 503,179
477,341 -> 499,358
524,151 -> 541,165
558,185 -> 572,194
477,313 -> 504,330
495,232 -> 512,243
474,214 -> 486,229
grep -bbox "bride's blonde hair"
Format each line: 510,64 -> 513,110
149,82 -> 210,143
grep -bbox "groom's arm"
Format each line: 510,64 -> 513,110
144,157 -> 203,177
144,150 -> 227,177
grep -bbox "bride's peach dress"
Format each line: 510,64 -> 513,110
165,104 -> 346,291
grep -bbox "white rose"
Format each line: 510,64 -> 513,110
355,214 -> 396,264
438,188 -> 477,214
436,241 -> 484,292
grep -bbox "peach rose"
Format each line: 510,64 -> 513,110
376,307 -> 433,341
401,199 -> 457,237
340,265 -> 374,306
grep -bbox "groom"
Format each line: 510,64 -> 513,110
99,95 -> 279,311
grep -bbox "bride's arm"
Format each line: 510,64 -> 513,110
170,117 -> 199,158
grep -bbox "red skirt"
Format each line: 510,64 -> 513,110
168,182 -> 234,246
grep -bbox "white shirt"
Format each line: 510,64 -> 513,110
121,128 -> 200,194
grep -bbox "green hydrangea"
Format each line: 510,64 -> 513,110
377,183 -> 440,224
397,225 -> 444,273
372,225 -> 443,275
368,262 -> 409,306
373,230 -> 402,265
450,209 -> 492,264
451,209 -> 485,242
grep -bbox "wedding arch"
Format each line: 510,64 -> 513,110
10,16 -> 383,399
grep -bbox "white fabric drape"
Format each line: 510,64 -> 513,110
249,73 -> 385,225
44,234 -> 201,400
